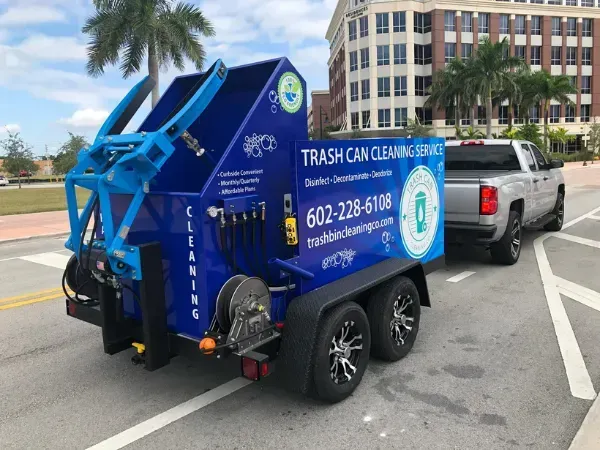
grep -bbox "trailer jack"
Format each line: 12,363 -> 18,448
131,342 -> 146,366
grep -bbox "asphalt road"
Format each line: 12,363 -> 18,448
1,182 -> 599,449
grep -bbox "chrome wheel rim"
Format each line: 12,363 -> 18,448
329,321 -> 363,385
511,220 -> 521,259
557,198 -> 564,227
390,295 -> 414,346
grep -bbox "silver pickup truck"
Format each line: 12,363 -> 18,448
444,139 -> 565,265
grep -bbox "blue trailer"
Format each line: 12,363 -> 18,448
61,57 -> 445,403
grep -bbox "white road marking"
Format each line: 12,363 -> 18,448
555,276 -> 600,313
588,215 -> 600,221
553,233 -> 600,249
446,271 -> 476,283
533,204 -> 600,400
19,252 -> 71,269
86,377 -> 252,450
569,389 -> 600,449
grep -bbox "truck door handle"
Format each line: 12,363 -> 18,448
533,178 -> 540,183
543,176 -> 549,181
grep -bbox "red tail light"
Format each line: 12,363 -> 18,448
460,140 -> 485,146
241,356 -> 271,381
480,186 -> 498,215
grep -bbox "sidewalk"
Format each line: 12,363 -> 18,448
562,161 -> 600,171
0,210 -> 76,243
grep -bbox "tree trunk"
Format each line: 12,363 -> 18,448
543,100 -> 550,152
18,174 -> 21,189
469,106 -> 475,127
486,86 -> 493,139
508,100 -> 513,130
148,45 -> 160,108
455,95 -> 460,130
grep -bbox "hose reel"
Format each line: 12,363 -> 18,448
215,275 -> 277,354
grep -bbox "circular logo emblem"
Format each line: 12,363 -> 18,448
278,72 -> 303,114
400,165 -> 440,259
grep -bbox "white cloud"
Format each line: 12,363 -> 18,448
290,44 -> 330,68
16,35 -> 87,61
0,124 -> 21,134
0,6 -> 67,26
58,109 -> 110,128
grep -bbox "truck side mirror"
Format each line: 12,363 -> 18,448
550,159 -> 564,169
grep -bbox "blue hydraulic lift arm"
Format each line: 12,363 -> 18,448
65,59 -> 229,280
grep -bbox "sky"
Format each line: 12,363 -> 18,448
0,0 -> 337,156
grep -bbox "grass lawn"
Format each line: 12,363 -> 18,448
0,187 -> 90,215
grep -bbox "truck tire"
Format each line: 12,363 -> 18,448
490,210 -> 522,265
544,193 -> 564,232
312,302 -> 370,403
366,276 -> 421,362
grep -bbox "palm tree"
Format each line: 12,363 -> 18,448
526,70 -> 577,151
83,0 -> 215,107
465,37 -> 525,138
494,68 -> 531,130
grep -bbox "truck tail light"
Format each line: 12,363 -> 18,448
480,186 -> 498,215
241,355 -> 270,381
460,140 -> 485,146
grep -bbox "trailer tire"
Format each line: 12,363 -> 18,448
312,302 -> 370,403
490,210 -> 522,265
367,276 -> 421,362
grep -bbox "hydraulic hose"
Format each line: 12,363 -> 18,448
231,216 -> 237,275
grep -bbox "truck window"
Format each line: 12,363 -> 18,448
521,144 -> 537,171
446,144 -> 521,171
529,145 -> 549,170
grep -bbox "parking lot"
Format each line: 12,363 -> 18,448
0,173 -> 599,449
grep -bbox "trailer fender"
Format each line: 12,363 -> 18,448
277,257 -> 437,395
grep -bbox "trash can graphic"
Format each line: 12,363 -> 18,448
415,191 -> 427,233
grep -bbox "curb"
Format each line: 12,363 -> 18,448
0,231 -> 70,246
569,393 -> 600,450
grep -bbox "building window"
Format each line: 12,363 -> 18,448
551,46 -> 561,66
581,105 -> 590,122
499,106 -> 508,125
462,12 -> 472,32
445,108 -> 456,126
515,46 -> 526,60
530,0 -> 543,3
570,76 -> 577,88
531,16 -> 542,36
530,105 -> 540,124
566,47 -> 576,66
582,19 -> 592,37
582,47 -> 592,66
445,43 -> 456,62
414,44 -> 432,65
531,46 -> 541,65
361,79 -> 370,99
360,48 -> 369,69
378,77 -> 390,97
394,44 -> 406,64
514,0 -> 526,3
351,112 -> 359,130
581,0 -> 593,6
582,76 -> 591,94
515,16 -> 526,35
547,0 -> 561,4
445,11 -> 456,31
415,108 -> 432,125
377,45 -> 390,66
362,111 -> 371,129
567,18 -> 577,37
359,16 -> 368,38
395,108 -> 408,127
514,105 -> 522,125
478,106 -> 487,125
394,76 -> 407,96
565,105 -> 575,123
350,82 -> 359,102
376,13 -> 389,34
414,13 -> 432,34
415,76 -> 432,96
393,12 -> 406,32
549,105 -> 560,124
565,0 -> 577,6
479,13 -> 490,34
462,43 -> 473,61
378,109 -> 391,128
552,17 -> 561,36
349,51 -> 358,72
499,14 -> 509,34
349,20 -> 357,41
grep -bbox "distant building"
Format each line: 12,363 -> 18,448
0,158 -> 53,176
307,90 -> 331,138
326,0 -> 600,145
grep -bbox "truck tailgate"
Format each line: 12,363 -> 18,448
445,173 -> 481,223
